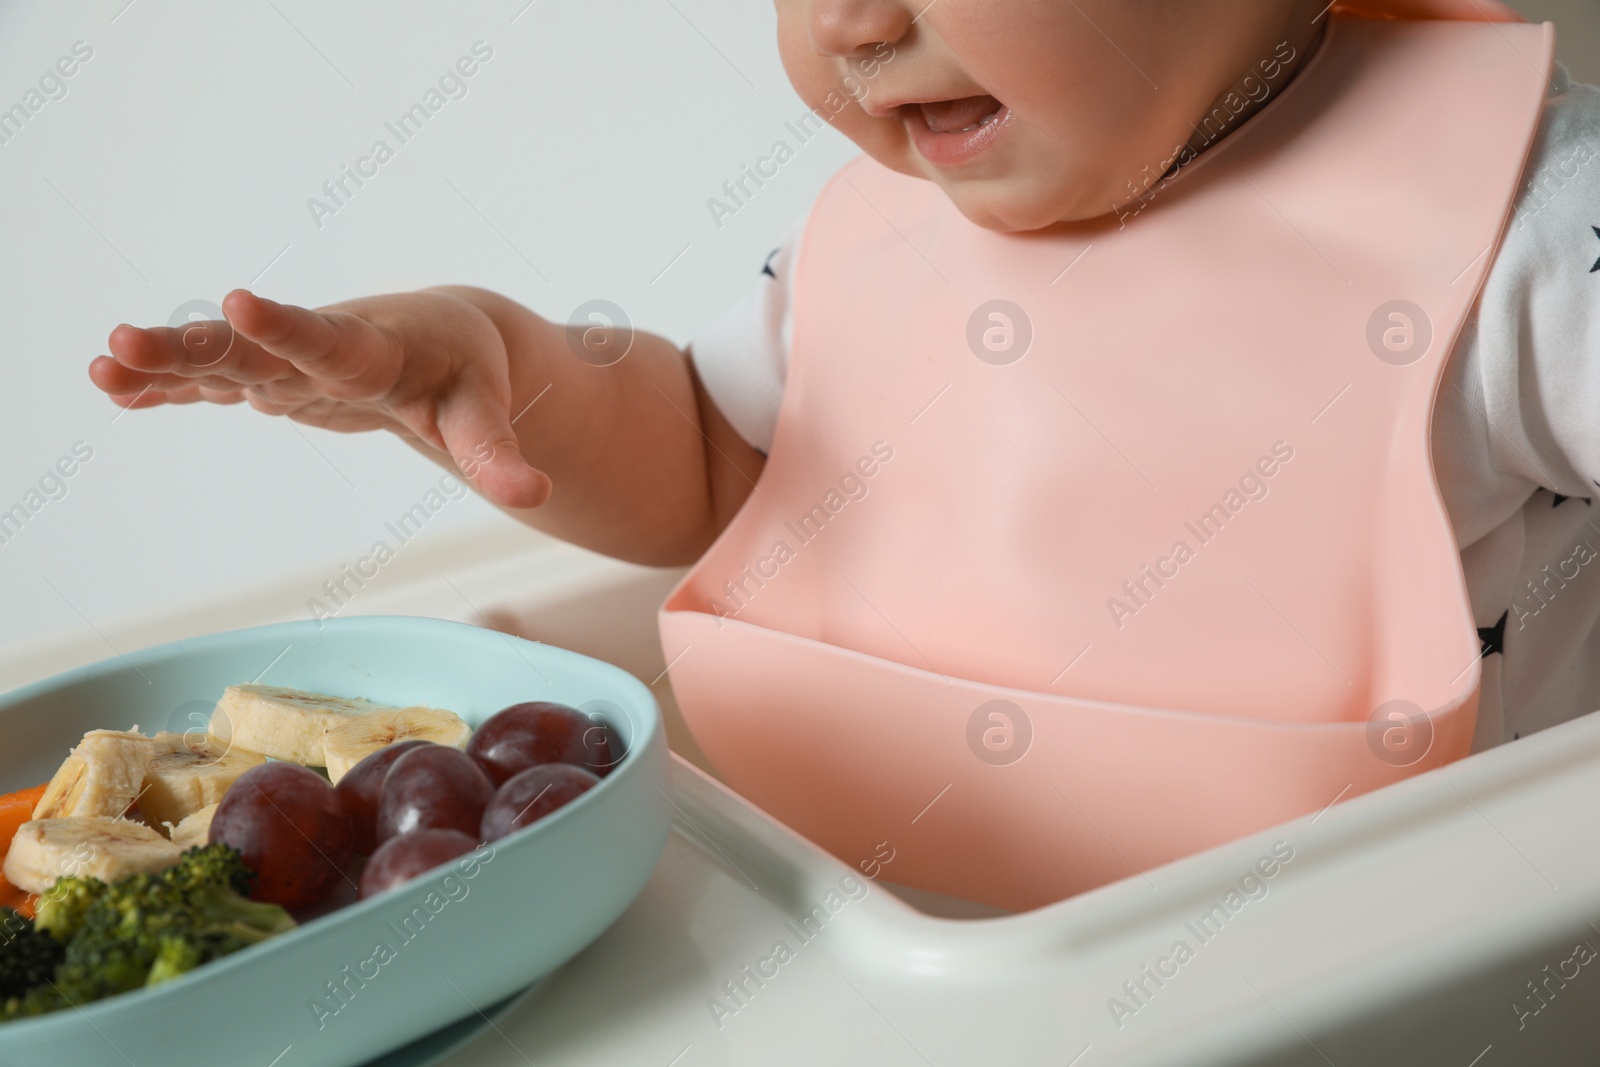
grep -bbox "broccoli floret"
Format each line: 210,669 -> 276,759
163,843 -> 255,898
51,937 -> 159,1003
144,936 -> 202,987
0,844 -> 296,1021
0,909 -> 64,1001
31,875 -> 107,943
35,873 -> 171,1004
161,845 -> 294,950
183,891 -> 296,948
58,848 -> 293,998
1,984 -> 67,1022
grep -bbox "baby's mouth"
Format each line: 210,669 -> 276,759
901,93 -> 1011,167
916,94 -> 1004,134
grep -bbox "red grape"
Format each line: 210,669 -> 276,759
376,746 -> 494,845
481,763 -> 599,841
467,702 -> 620,785
335,739 -> 436,854
210,762 -> 355,907
359,829 -> 478,900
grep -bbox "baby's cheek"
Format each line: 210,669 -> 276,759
773,8 -> 827,103
828,108 -> 913,174
776,43 -> 913,175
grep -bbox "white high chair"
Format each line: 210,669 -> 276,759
7,524 -> 1597,1065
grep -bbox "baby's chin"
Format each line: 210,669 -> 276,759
870,146 -> 1124,233
856,135 -> 1127,233
932,174 -> 1120,234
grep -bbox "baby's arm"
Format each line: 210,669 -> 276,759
89,287 -> 765,566
410,286 -> 765,564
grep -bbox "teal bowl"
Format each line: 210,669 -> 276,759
0,616 -> 671,1067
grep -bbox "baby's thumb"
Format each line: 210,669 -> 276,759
438,387 -> 551,510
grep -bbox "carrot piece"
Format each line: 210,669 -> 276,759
0,783 -> 52,917
0,870 -> 31,913
0,783 -> 50,841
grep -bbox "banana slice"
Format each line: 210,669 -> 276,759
168,803 -> 218,851
322,706 -> 472,783
210,685 -> 395,766
140,733 -> 265,829
33,729 -> 156,820
2,817 -> 183,893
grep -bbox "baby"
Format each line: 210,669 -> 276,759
90,0 -> 1600,909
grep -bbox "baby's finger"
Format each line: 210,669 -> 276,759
107,321 -> 292,384
435,377 -> 551,510
90,356 -> 328,404
107,388 -> 170,410
154,384 -> 211,405
221,289 -> 398,390
199,385 -> 247,405
104,381 -> 246,411
91,354 -> 169,395
90,355 -> 243,396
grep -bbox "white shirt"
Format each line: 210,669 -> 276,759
690,63 -> 1600,752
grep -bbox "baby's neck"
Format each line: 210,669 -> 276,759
1177,4 -> 1331,171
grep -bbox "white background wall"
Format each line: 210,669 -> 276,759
0,0 -> 856,653
0,0 -> 1593,657
1517,0 -> 1600,84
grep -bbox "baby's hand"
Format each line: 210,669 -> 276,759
90,289 -> 551,508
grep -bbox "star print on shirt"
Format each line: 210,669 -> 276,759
1478,609 -> 1508,658
761,247 -> 780,279
1591,226 -> 1600,273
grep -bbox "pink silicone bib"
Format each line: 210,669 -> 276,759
661,15 -> 1552,910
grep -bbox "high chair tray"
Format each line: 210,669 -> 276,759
7,525 -> 1598,1065
437,729 -> 1600,1067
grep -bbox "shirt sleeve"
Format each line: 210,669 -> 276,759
686,213 -> 806,455
1433,62 -> 1600,544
